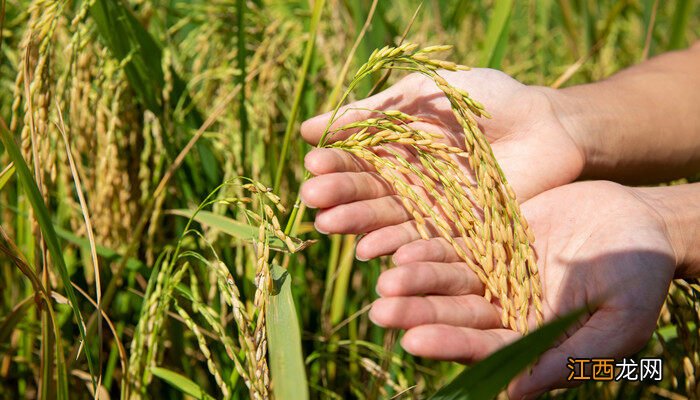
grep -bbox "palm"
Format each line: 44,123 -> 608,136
370,181 -> 675,399
525,181 -> 673,328
301,69 -> 583,259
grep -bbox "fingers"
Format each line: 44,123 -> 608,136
370,295 -> 500,330
301,172 -> 393,209
304,148 -> 373,176
300,83 -> 405,145
393,237 -> 468,265
400,324 -> 519,363
355,219 -> 442,260
375,261 -> 484,297
314,196 -> 411,234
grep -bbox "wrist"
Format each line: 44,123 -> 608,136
536,85 -> 601,180
636,184 -> 700,278
538,81 -> 641,181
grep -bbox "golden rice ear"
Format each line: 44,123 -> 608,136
325,44 -> 543,334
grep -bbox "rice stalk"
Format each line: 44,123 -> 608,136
126,178 -> 305,399
173,300 -> 230,398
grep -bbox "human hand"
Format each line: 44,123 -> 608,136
368,181 -> 678,399
300,69 -> 585,259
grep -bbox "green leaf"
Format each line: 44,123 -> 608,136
430,306 -> 587,400
480,0 -> 514,69
54,227 -> 145,271
273,0 -> 325,192
236,0 -> 249,175
89,0 -> 163,112
268,263 -> 309,400
0,122 -> 97,391
0,205 -> 145,271
170,208 -> 266,238
151,366 -> 216,400
0,162 -> 14,191
668,0 -> 694,50
170,209 -> 310,252
172,207 -> 270,236
0,295 -> 34,346
657,322 -> 696,341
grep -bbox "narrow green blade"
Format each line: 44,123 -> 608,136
170,209 -> 293,251
55,227 -> 145,271
0,123 -> 97,390
151,367 -> 216,400
268,263 -> 309,400
430,307 -> 586,400
0,295 -> 34,345
668,0 -> 694,50
0,205 -> 146,271
480,0 -> 514,69
0,162 -> 14,191
89,0 -> 163,112
273,0 -> 325,192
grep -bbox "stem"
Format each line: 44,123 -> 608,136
283,81 -> 359,236
236,0 -> 249,176
273,0 -> 325,193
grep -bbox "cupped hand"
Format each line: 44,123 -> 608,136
300,69 -> 585,259
368,181 -> 677,399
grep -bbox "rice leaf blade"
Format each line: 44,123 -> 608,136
329,235 -> 356,324
89,0 -> 163,112
55,227 -> 146,271
0,122 -> 97,391
480,0 -> 514,69
268,263 -> 309,400
273,0 -> 325,192
169,209 -> 291,251
430,306 -> 587,400
668,0 -> 694,50
0,295 -> 34,347
41,309 -> 54,400
151,367 -> 216,400
0,162 -> 14,190
236,0 -> 249,175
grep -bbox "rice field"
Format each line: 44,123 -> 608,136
1,0 -> 699,399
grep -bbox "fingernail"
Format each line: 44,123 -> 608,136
356,253 -> 369,262
299,184 -> 317,209
303,150 -> 314,165
374,283 -> 384,298
314,223 -> 329,235
367,306 -> 385,327
300,196 -> 317,209
303,151 -> 321,174
518,387 -> 543,400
